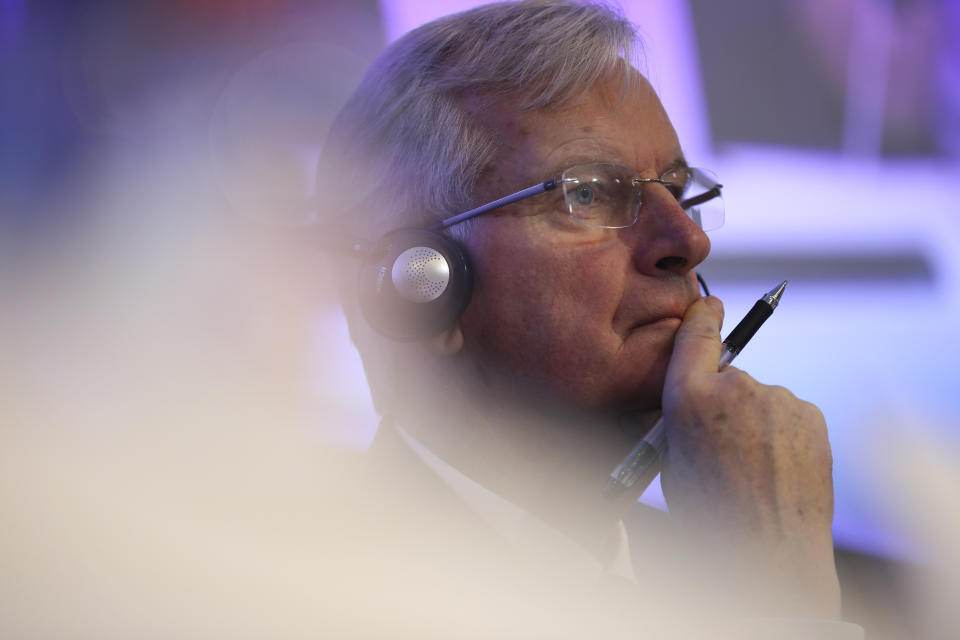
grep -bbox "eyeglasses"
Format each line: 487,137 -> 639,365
434,162 -> 724,232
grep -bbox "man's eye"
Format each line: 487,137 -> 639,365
661,168 -> 692,201
666,183 -> 684,201
572,184 -> 596,205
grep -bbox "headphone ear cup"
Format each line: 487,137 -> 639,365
357,228 -> 472,340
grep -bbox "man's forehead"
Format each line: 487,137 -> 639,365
468,74 -> 682,185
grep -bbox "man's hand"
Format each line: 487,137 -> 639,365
660,296 -> 841,618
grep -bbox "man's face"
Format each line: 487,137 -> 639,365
456,72 -> 711,411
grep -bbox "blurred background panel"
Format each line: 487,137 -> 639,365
0,0 -> 383,231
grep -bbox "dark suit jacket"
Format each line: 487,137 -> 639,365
318,420 -> 864,638
319,419 -> 678,638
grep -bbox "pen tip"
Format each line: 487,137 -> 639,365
764,280 -> 788,308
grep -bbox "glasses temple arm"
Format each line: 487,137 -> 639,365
433,179 -> 558,230
679,185 -> 722,210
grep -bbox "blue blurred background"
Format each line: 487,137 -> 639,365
3,0 -> 958,599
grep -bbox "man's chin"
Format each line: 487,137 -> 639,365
606,387 -> 664,414
602,347 -> 672,413
563,372 -> 666,417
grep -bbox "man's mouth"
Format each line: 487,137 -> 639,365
633,315 -> 683,330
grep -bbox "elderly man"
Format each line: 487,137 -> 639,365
319,1 -> 859,636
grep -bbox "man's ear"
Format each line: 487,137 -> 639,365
426,323 -> 464,356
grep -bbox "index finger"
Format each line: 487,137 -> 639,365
664,296 -> 725,389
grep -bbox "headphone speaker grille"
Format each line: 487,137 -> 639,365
392,247 -> 450,302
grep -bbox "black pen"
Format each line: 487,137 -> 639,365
602,280 -> 788,498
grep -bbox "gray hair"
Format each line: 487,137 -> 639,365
319,0 -> 640,239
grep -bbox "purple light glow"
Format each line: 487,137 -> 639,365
1,0 -> 25,46
379,0 -> 486,43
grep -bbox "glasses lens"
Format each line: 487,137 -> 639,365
561,164 -> 724,231
561,164 -> 639,229
679,167 -> 724,231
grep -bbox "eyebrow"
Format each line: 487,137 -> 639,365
541,154 -> 606,179
545,152 -> 690,178
660,155 -> 689,176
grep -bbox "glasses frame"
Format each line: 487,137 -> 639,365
433,163 -> 722,231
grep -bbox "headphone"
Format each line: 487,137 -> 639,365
355,227 -> 473,341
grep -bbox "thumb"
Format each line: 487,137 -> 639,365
664,296 -> 724,391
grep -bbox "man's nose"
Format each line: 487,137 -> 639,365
622,184 -> 711,276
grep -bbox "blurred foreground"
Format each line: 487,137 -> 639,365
3,1 -> 959,637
